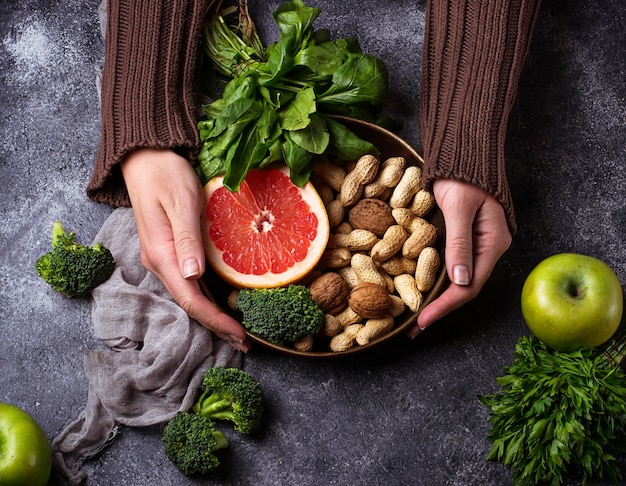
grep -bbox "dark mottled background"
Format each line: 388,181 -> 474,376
1,1 -> 624,485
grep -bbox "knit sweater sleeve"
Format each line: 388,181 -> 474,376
86,0 -> 211,207
419,0 -> 541,234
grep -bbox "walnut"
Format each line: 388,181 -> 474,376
347,282 -> 391,319
348,198 -> 395,237
308,272 -> 351,315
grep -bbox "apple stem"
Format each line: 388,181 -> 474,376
598,331 -> 626,368
566,282 -> 585,299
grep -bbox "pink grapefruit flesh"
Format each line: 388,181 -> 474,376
203,166 -> 330,288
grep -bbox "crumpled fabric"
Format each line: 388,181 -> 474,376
50,207 -> 241,485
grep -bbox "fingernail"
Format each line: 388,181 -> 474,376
228,334 -> 244,345
408,325 -> 426,340
182,258 -> 200,279
228,338 -> 250,353
452,264 -> 470,285
229,341 -> 249,353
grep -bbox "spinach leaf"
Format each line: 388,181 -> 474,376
293,44 -> 343,76
196,97 -> 263,185
272,0 -> 321,46
324,115 -> 379,160
318,54 -> 389,108
278,86 -> 316,130
223,106 -> 283,191
288,113 -> 330,155
282,131 -> 314,186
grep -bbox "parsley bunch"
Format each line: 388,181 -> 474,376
195,0 -> 387,190
480,334 -> 626,485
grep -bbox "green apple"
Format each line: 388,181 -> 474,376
521,253 -> 623,352
0,403 -> 52,486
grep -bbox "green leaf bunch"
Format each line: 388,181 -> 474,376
480,335 -> 626,486
196,0 -> 387,190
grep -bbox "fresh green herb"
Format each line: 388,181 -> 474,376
196,0 -> 387,190
480,334 -> 626,486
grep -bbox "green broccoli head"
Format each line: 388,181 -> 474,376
236,285 -> 324,345
192,367 -> 264,435
35,221 -> 115,298
162,412 -> 228,476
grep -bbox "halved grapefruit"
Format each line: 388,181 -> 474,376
203,166 -> 330,288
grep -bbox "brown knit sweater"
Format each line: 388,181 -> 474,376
86,0 -> 541,233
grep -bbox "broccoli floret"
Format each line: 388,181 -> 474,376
162,412 -> 228,476
35,221 -> 115,298
236,285 -> 324,345
192,367 -> 264,435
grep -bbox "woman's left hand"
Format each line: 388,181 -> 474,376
408,179 -> 512,337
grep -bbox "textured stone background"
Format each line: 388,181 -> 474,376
1,1 -> 624,485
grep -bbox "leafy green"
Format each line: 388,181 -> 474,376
196,0 -> 385,189
480,334 -> 626,486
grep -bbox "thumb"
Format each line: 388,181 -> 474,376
444,218 -> 473,286
433,180 -> 475,286
169,205 -> 207,280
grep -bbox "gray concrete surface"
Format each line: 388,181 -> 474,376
1,0 -> 624,485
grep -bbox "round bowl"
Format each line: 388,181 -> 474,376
201,116 -> 447,357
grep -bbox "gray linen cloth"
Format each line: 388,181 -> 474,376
51,207 -> 241,485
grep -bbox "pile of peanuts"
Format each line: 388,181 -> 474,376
295,152 -> 442,353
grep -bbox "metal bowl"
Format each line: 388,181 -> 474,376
201,116 -> 447,357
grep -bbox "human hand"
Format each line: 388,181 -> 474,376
121,148 -> 251,352
408,179 -> 512,337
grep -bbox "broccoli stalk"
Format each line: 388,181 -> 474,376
192,367 -> 264,435
35,221 -> 115,298
236,285 -> 324,345
162,412 -> 228,476
193,391 -> 239,421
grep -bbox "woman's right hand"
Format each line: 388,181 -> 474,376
121,148 -> 251,352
